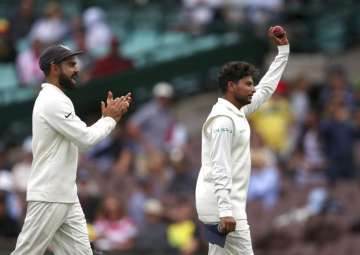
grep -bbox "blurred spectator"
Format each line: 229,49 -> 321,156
290,75 -> 310,130
71,29 -> 94,84
167,199 -> 199,255
248,148 -> 280,209
90,37 -> 133,79
0,171 -> 22,221
182,0 -> 224,34
96,163 -> 136,208
319,65 -> 355,111
0,19 -> 16,62
250,81 -> 293,155
222,0 -> 248,26
135,199 -> 172,253
28,1 -> 69,44
250,130 -> 277,167
112,147 -> 134,177
145,152 -> 173,199
293,111 -> 325,184
83,7 -> 112,58
320,101 -> 356,183
247,0 -> 283,27
85,127 -> 133,173
166,149 -> 197,197
93,196 -> 137,251
85,127 -> 138,200
127,82 -> 188,153
8,0 -> 35,47
77,169 -> 101,223
11,136 -> 32,193
63,16 -> 95,84
16,38 -> 44,87
0,191 -> 20,239
128,179 -> 153,226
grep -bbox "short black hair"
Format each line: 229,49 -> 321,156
218,61 -> 258,93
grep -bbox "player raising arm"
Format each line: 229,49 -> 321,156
195,26 -> 289,255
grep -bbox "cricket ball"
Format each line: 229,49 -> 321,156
272,26 -> 285,38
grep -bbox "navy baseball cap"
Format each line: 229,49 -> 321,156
39,45 -> 83,72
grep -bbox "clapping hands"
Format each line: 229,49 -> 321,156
101,91 -> 132,122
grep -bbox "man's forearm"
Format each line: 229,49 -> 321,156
243,44 -> 290,115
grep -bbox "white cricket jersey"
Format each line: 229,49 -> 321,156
27,83 -> 116,203
195,45 -> 289,225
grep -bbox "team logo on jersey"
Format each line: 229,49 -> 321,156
213,128 -> 233,134
65,112 -> 72,118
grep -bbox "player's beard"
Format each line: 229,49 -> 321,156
234,94 -> 251,106
59,69 -> 77,90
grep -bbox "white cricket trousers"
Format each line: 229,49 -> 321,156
208,222 -> 254,255
11,201 -> 93,255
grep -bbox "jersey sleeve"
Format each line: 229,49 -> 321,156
42,97 -> 116,151
243,45 -> 290,116
209,116 -> 234,217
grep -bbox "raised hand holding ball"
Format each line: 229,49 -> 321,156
268,25 -> 289,45
272,25 -> 285,38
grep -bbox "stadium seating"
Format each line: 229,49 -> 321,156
0,64 -> 18,91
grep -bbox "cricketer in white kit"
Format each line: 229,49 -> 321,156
195,27 -> 290,255
11,45 -> 132,255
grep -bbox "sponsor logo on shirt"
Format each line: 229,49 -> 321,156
213,128 -> 233,134
65,112 -> 72,118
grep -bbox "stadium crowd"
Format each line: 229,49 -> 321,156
1,0 -> 136,87
0,0 -> 360,255
0,0 -> 286,88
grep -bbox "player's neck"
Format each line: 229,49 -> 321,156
46,77 -> 63,91
224,95 -> 244,110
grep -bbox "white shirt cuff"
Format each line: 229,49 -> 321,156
219,209 -> 233,218
102,116 -> 117,128
277,44 -> 290,54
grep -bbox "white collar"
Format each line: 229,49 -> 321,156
41,83 -> 64,94
217,98 -> 245,117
